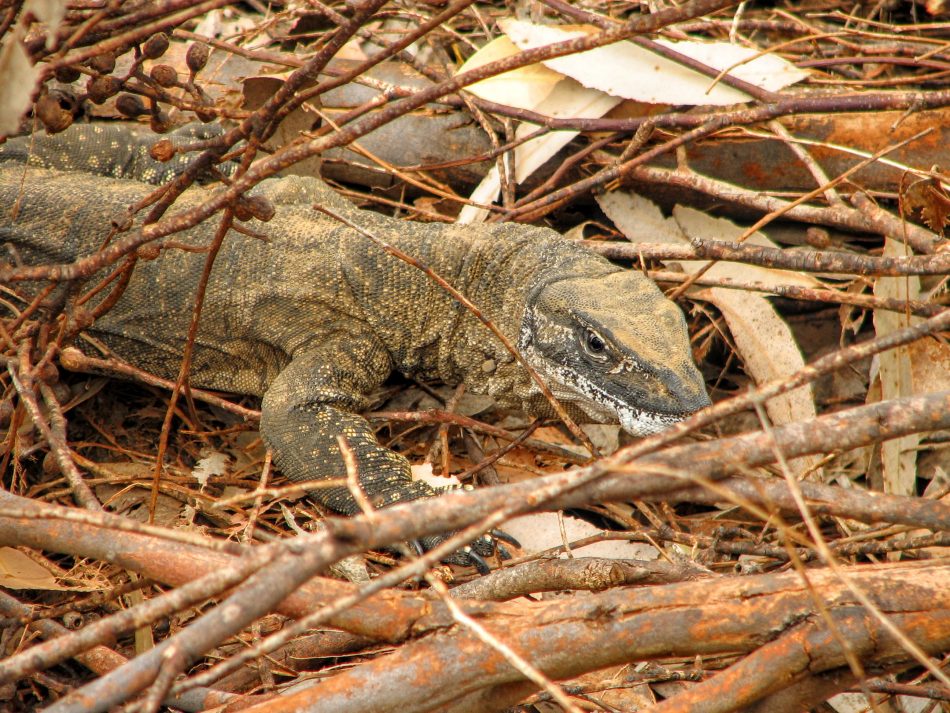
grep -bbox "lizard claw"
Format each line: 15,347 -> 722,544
490,528 -> 521,549
464,547 -> 491,576
400,528 -> 519,573
456,529 -> 517,571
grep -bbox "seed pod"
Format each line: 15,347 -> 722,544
244,195 -> 276,222
149,110 -> 172,134
142,32 -> 169,59
149,138 -> 176,162
186,42 -> 210,73
233,200 -> 253,222
53,65 -> 81,83
35,93 -> 74,134
805,227 -> 831,249
196,108 -> 216,123
150,64 -> 179,88
86,75 -> 122,104
136,243 -> 161,260
87,52 -> 116,74
42,451 -> 61,477
115,93 -> 147,117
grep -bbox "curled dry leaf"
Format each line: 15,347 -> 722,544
503,512 -> 659,560
871,239 -> 922,496
901,174 -> 950,234
457,20 -> 807,222
458,36 -> 620,223
462,36 -> 565,111
192,451 -> 230,487
498,19 -> 809,106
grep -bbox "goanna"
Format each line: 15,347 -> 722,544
0,124 -> 710,565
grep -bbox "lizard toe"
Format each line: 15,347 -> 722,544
490,528 -> 521,549
464,548 -> 491,576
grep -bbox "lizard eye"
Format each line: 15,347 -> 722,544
582,329 -> 609,362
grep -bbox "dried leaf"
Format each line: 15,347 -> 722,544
702,287 -> 817,437
499,20 -> 808,106
243,72 -> 323,178
503,512 -> 658,559
461,36 -> 563,109
0,35 -> 40,136
595,189 -> 822,289
580,423 -> 620,454
597,189 -> 683,244
673,206 -> 821,290
192,451 -> 229,487
827,692 -> 874,713
0,547 -> 66,590
458,36 -> 620,223
907,337 -> 950,393
24,0 -> 67,40
95,466 -> 184,527
531,425 -> 574,446
871,239 -> 921,496
901,175 -> 950,234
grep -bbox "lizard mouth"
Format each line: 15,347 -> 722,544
616,405 -> 684,436
540,360 -> 689,437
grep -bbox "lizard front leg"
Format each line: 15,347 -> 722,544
259,332 -> 494,568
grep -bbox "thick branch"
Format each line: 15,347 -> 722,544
235,563 -> 950,713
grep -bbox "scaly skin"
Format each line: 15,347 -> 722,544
0,125 -> 709,562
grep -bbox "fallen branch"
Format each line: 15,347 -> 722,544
234,562 -> 950,713
583,239 -> 950,276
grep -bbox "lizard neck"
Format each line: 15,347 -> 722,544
448,226 -> 613,412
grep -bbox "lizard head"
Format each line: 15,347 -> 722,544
519,270 -> 710,435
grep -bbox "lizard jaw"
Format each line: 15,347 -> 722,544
534,354 -> 685,436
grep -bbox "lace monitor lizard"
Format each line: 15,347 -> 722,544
0,124 -> 710,566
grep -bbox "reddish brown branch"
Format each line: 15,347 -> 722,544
648,268 -> 942,316
6,345 -> 101,511
234,563 -> 950,713
646,608 -> 950,713
3,388 -> 949,645
583,239 -> 950,276
57,347 -> 260,421
0,590 -> 260,712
